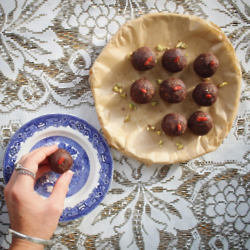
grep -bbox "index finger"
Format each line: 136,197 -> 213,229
20,145 -> 58,172
13,145 -> 58,189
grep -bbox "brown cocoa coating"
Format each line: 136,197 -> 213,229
130,78 -> 155,104
48,148 -> 73,174
162,48 -> 187,72
193,53 -> 219,78
159,78 -> 187,103
161,113 -> 187,136
192,82 -> 218,106
188,111 -> 213,135
131,47 -> 156,71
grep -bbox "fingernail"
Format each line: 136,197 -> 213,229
62,170 -> 74,180
67,170 -> 74,177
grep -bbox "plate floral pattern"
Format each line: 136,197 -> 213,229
0,0 -> 249,249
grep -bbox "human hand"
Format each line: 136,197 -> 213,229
4,145 -> 74,249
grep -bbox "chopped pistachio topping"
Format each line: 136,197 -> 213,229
156,130 -> 162,136
127,52 -> 132,59
147,125 -> 156,131
120,92 -> 127,98
156,44 -> 166,52
176,142 -> 184,150
217,81 -> 229,88
124,114 -> 130,123
112,84 -> 122,93
159,140 -> 164,146
151,101 -> 159,107
176,41 -> 188,49
112,85 -> 119,93
113,84 -> 127,98
129,103 -> 136,110
157,79 -> 163,85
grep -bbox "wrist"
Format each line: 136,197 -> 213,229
9,228 -> 52,248
10,237 -> 44,250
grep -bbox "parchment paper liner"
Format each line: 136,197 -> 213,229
90,13 -> 242,165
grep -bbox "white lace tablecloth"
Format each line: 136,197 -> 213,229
0,0 -> 249,249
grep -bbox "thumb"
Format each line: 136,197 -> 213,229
49,170 -> 74,207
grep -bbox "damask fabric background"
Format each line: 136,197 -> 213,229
0,0 -> 249,249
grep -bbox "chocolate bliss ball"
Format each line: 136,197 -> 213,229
188,111 -> 213,135
48,148 -> 73,174
130,78 -> 155,104
162,48 -> 187,73
161,113 -> 187,136
193,53 -> 219,78
192,82 -> 218,106
131,47 -> 156,71
159,78 -> 187,103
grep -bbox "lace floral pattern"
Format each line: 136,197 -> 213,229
206,178 -> 249,231
62,0 -> 126,46
0,0 -> 249,249
0,0 -> 63,81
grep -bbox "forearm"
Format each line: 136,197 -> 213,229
10,237 -> 44,250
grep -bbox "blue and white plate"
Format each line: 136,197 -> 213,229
3,114 -> 113,222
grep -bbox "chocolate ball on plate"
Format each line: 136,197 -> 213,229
131,47 -> 156,71
193,53 -> 219,78
188,111 -> 213,135
161,113 -> 187,136
159,78 -> 187,103
130,78 -> 155,104
192,82 -> 218,106
48,148 -> 73,174
162,48 -> 187,73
